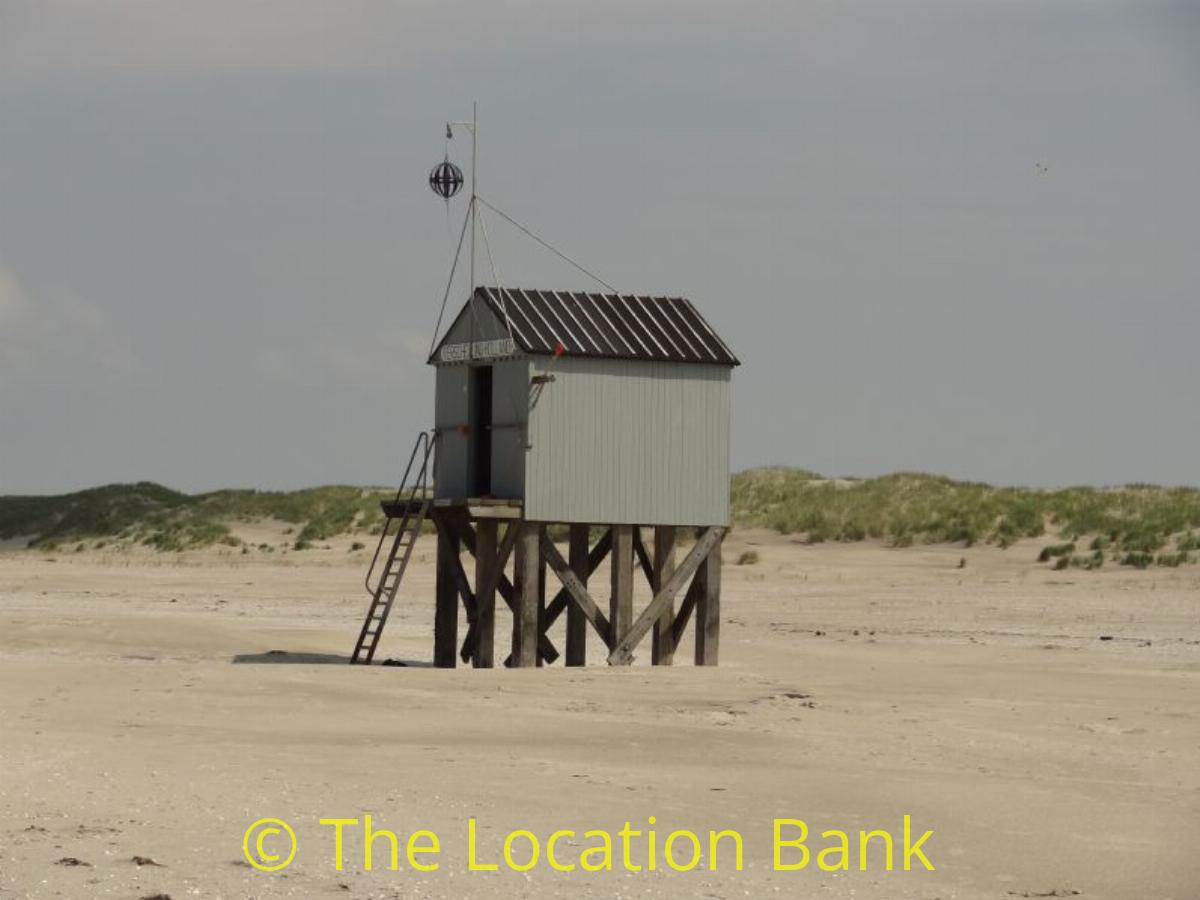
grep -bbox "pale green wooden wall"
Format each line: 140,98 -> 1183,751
523,356 -> 730,526
434,358 -> 529,500
433,364 -> 469,499
433,300 -> 732,524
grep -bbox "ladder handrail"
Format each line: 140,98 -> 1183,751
351,494 -> 432,664
364,430 -> 434,597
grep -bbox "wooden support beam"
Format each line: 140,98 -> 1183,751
433,517 -> 476,616
651,526 -> 677,665
610,525 -> 634,649
434,516 -> 477,665
543,527 -> 612,628
433,519 -> 460,668
537,554 -> 547,667
458,519 -> 559,665
460,521 -> 517,663
540,527 -> 612,648
565,525 -> 589,665
607,527 -> 724,666
511,522 -> 540,667
632,528 -> 655,587
500,611 -> 560,667
456,518 -> 516,601
671,573 -> 702,647
473,520 -> 498,668
694,529 -> 723,666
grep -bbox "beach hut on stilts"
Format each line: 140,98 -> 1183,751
350,106 -> 738,669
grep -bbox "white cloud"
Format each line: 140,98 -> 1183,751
251,327 -> 428,388
0,265 -> 31,324
314,327 -> 430,385
253,348 -> 301,383
0,264 -> 141,387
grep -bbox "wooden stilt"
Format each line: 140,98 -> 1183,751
536,554 -> 547,667
544,528 -> 611,629
566,524 -> 589,665
434,521 -> 460,668
694,529 -> 722,666
610,525 -> 634,649
540,528 -> 612,647
607,527 -> 723,665
512,522 -> 540,667
473,520 -> 497,668
428,512 -> 723,670
651,526 -> 677,665
632,528 -> 655,587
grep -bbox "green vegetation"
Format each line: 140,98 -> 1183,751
2,468 -> 1199,568
731,469 -> 1048,547
730,468 -> 1200,562
1065,552 -> 1103,570
1038,542 -> 1076,562
0,483 -> 396,551
735,549 -> 760,566
0,482 -> 191,548
1121,551 -> 1154,569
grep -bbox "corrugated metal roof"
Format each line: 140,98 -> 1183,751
432,287 -> 739,366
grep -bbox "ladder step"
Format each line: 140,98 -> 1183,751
352,432 -> 434,664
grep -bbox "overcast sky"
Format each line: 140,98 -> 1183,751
1,1 -> 1197,494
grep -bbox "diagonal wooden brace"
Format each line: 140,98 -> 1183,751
607,527 -> 724,665
670,573 -> 703,647
433,516 -> 477,619
543,527 -> 612,629
455,518 -> 517,600
539,526 -> 613,647
459,520 -> 519,664
456,520 -> 559,665
632,528 -> 655,587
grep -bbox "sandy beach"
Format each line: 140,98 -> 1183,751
1,528 -> 1197,899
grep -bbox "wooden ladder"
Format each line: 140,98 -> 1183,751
350,431 -> 434,665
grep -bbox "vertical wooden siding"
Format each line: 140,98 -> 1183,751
434,365 -> 469,499
524,358 -> 730,526
489,358 -> 529,499
435,358 -> 529,500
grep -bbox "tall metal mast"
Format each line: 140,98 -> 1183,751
470,102 -> 477,304
427,103 -> 618,360
448,104 -> 479,353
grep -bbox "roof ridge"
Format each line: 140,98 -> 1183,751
428,287 -> 737,366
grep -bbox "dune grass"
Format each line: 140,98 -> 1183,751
0,483 -> 395,551
3,468 -> 1199,564
730,467 -> 1200,561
